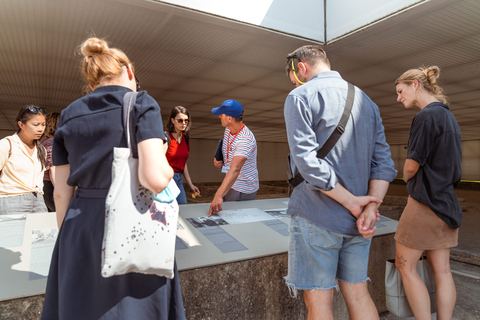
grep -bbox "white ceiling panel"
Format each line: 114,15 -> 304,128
0,0 -> 479,145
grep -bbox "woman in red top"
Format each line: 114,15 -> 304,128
165,106 -> 200,204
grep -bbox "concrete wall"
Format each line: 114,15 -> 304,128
187,138 -> 290,183
461,140 -> 480,181
2,132 -> 477,182
189,139 -> 480,183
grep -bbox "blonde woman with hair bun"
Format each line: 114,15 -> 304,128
394,66 -> 462,320
41,37 -> 186,320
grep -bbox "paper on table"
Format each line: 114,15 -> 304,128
29,228 -> 58,280
0,214 -> 26,248
218,208 -> 275,224
176,215 -> 201,247
263,208 -> 288,219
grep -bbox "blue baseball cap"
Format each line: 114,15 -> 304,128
211,99 -> 243,118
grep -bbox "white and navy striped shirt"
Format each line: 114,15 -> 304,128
222,125 -> 259,194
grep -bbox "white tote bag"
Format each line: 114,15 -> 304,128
101,92 -> 178,279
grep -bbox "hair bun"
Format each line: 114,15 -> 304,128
422,66 -> 440,85
80,37 -> 109,58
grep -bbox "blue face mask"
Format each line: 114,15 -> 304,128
154,179 -> 180,203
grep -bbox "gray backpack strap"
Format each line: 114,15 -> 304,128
123,92 -> 139,158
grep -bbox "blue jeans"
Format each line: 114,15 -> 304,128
285,215 -> 371,295
173,173 -> 187,205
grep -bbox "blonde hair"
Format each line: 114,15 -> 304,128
395,66 -> 448,104
79,37 -> 134,89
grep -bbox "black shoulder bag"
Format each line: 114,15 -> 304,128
287,82 -> 355,189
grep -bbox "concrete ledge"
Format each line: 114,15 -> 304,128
450,249 -> 480,267
0,234 -> 396,320
383,195 -> 467,212
179,233 -> 396,319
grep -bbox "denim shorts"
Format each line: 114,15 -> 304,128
285,215 -> 371,294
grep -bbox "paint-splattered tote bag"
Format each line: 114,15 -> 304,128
101,92 -> 178,279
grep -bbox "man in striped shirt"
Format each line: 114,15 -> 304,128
208,99 -> 259,216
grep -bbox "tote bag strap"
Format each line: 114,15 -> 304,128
123,92 -> 139,158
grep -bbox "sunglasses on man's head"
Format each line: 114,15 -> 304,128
176,119 -> 189,124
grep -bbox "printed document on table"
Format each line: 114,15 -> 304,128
0,214 -> 26,248
217,208 -> 275,224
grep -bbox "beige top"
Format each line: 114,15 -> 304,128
0,133 -> 45,197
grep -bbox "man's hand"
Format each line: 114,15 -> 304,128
356,206 -> 381,239
213,157 -> 223,169
346,196 -> 382,218
208,195 -> 223,217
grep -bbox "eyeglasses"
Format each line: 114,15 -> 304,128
135,75 -> 140,92
176,119 -> 189,124
22,106 -> 47,115
120,63 -> 140,91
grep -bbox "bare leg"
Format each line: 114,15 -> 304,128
425,248 -> 456,320
395,242 -> 431,320
338,280 -> 379,320
303,288 -> 334,320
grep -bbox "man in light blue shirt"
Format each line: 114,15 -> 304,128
283,45 -> 396,319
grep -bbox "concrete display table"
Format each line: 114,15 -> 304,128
0,198 -> 398,319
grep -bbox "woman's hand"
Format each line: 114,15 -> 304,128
190,184 -> 200,195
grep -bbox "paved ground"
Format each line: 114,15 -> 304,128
379,184 -> 480,320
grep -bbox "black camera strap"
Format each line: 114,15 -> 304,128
288,82 -> 355,189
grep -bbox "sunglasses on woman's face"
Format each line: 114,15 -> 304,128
134,75 -> 141,92
176,119 -> 189,124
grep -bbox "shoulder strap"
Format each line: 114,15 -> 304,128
316,82 -> 355,158
6,138 -> 11,157
164,131 -> 171,147
0,138 -> 12,173
123,92 -> 139,158
184,134 -> 189,146
288,82 -> 355,189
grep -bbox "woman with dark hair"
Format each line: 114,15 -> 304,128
166,106 -> 200,204
0,106 -> 47,214
41,112 -> 61,212
41,37 -> 186,320
394,66 -> 462,320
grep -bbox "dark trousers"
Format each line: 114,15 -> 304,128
223,189 -> 257,202
43,180 -> 56,212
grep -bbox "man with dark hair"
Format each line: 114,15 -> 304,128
283,45 -> 396,319
208,99 -> 258,216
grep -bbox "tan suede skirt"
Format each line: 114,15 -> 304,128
395,196 -> 458,250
